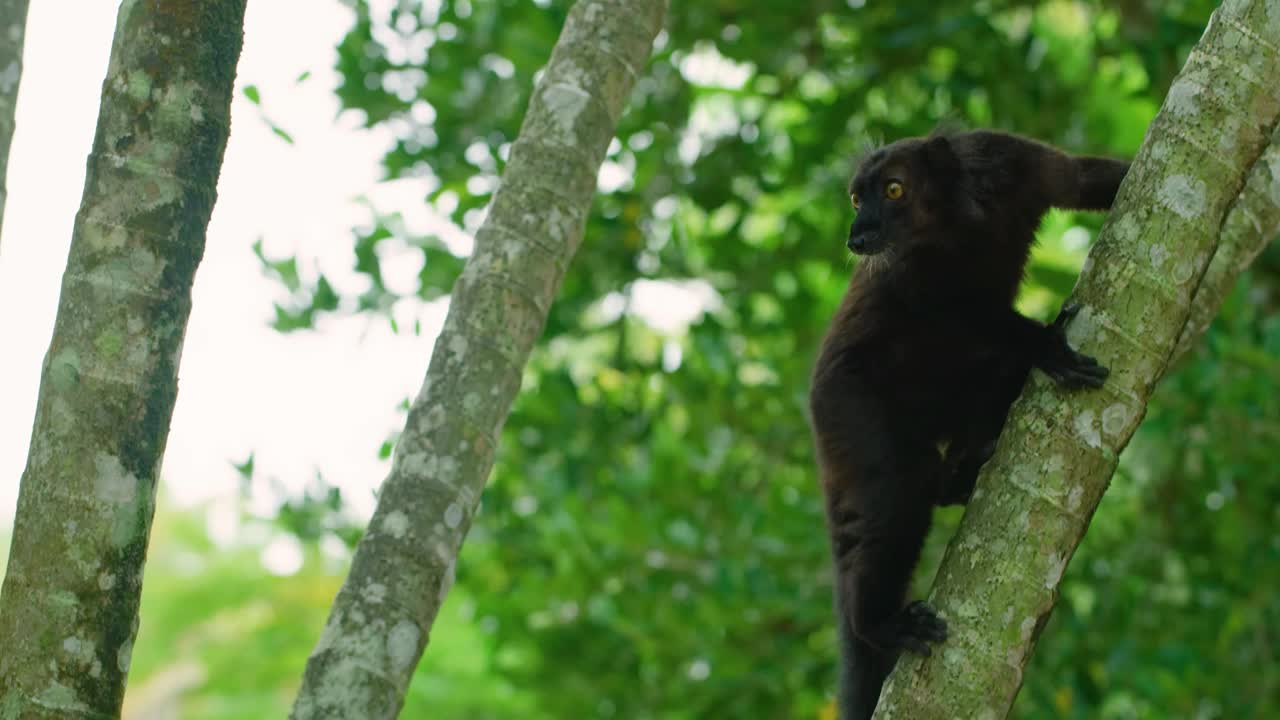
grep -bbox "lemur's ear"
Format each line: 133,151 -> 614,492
922,134 -> 960,170
923,134 -> 985,224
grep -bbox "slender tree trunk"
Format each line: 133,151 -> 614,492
0,1 -> 246,715
289,1 -> 666,717
1171,139 -> 1280,364
0,0 -> 31,243
873,1 -> 1280,718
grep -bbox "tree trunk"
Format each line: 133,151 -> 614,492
873,2 -> 1280,718
0,1 -> 246,716
288,1 -> 667,718
1171,138 -> 1280,364
0,0 -> 31,243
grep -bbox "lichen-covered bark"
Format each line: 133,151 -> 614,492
0,1 -> 246,716
1172,126 -> 1280,363
288,1 -> 666,718
0,0 -> 31,243
874,2 -> 1280,718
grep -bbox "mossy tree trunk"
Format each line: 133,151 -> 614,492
0,1 -> 246,716
0,0 -> 31,243
874,1 -> 1280,718
1172,137 -> 1280,364
289,1 -> 667,718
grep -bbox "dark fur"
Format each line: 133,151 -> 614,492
808,130 -> 1129,720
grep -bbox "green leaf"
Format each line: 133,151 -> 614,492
231,453 -> 255,479
312,275 -> 339,312
271,125 -> 295,145
270,257 -> 300,292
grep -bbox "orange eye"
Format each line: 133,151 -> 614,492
885,181 -> 904,200
850,193 -> 861,210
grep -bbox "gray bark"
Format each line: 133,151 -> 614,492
0,1 -> 246,716
873,2 -> 1280,718
288,1 -> 667,718
1172,131 -> 1280,363
0,0 -> 31,243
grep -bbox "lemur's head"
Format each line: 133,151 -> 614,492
846,133 -> 984,257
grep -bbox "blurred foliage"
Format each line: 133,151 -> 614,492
244,0 -> 1280,718
123,499 -> 544,720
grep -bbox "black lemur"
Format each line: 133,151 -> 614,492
808,129 -> 1129,720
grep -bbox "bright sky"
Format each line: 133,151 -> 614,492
0,1 -> 446,527
0,1 -> 712,548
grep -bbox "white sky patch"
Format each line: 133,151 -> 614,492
671,43 -> 755,166
630,279 -> 721,333
0,0 -> 710,531
598,158 -> 634,193
376,237 -> 428,296
678,95 -> 741,165
678,42 -> 754,90
1060,226 -> 1091,252
0,1 -> 441,524
260,534 -> 305,576
204,500 -> 241,548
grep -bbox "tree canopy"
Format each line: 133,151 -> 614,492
160,1 -> 1279,717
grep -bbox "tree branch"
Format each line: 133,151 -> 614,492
0,0 -> 31,244
288,2 -> 667,718
0,0 -> 246,714
874,1 -> 1280,717
1171,126 -> 1280,364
